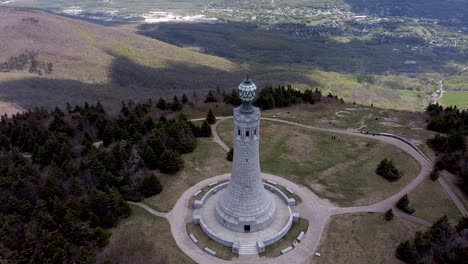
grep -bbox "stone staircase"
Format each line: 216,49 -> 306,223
238,243 -> 258,255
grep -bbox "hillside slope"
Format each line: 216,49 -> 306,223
0,8 -> 239,110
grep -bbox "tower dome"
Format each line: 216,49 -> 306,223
238,76 -> 257,102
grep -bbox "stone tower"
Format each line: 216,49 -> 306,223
215,77 -> 276,233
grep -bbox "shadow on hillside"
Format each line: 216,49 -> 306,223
137,22 -> 467,74
0,55 -> 318,110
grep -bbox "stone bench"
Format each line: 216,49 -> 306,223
204,247 -> 216,256
193,190 -> 202,197
285,187 -> 295,195
297,231 -> 305,242
281,246 -> 293,255
189,234 -> 198,244
208,181 -> 219,187
267,180 -> 277,186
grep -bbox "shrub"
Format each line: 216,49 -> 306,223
396,194 -> 415,214
430,168 -> 440,181
384,209 -> 394,221
376,158 -> 401,181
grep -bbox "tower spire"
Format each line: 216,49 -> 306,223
215,77 -> 276,233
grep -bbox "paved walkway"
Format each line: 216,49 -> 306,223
128,116 -> 467,264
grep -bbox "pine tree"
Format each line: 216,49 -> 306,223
226,147 -> 234,162
396,194 -> 415,214
143,146 -> 159,170
142,173 -> 162,197
182,94 -> 189,104
171,96 -> 182,111
205,90 -> 218,103
200,121 -> 212,137
206,109 -> 216,124
156,97 -> 168,110
396,240 -> 415,262
159,149 -> 184,173
120,102 -> 130,117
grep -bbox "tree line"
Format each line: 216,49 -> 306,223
204,84 -> 344,109
425,103 -> 467,192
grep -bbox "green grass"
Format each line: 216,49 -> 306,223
217,119 -> 421,206
439,91 -> 468,109
97,205 -> 196,264
144,138 -> 230,212
186,223 -> 236,261
409,178 -> 462,223
260,218 -> 309,258
444,75 -> 468,91
316,213 -> 426,264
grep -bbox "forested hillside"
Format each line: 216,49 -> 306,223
0,96 -> 211,263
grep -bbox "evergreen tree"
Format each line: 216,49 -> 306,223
376,158 -> 401,181
384,209 -> 394,221
200,121 -> 212,137
182,93 -> 189,104
143,146 -> 159,170
206,109 -> 216,124
156,97 -> 168,110
205,90 -> 218,103
171,96 -> 183,111
142,173 -> 162,197
226,147 -> 234,162
159,149 -> 184,173
120,102 -> 130,117
396,194 -> 415,214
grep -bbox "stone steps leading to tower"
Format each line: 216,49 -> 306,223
238,243 -> 258,255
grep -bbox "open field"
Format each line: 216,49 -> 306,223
408,178 -> 462,223
217,119 -> 421,206
262,104 -> 437,161
316,213 -> 426,264
143,138 -> 230,212
439,91 -> 468,109
97,205 -> 195,264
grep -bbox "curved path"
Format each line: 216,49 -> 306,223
129,116 -> 466,264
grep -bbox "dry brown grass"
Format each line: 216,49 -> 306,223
316,213 -> 426,264
218,119 -> 421,206
409,177 -> 462,223
97,205 -> 196,264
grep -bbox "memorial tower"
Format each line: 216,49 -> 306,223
215,76 -> 276,233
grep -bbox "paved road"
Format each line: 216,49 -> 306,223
128,116 -> 466,264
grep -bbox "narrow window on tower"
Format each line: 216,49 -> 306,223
238,129 -> 241,136
254,129 -> 257,135
246,131 -> 250,137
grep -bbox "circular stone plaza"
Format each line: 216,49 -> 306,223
191,77 -> 298,255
